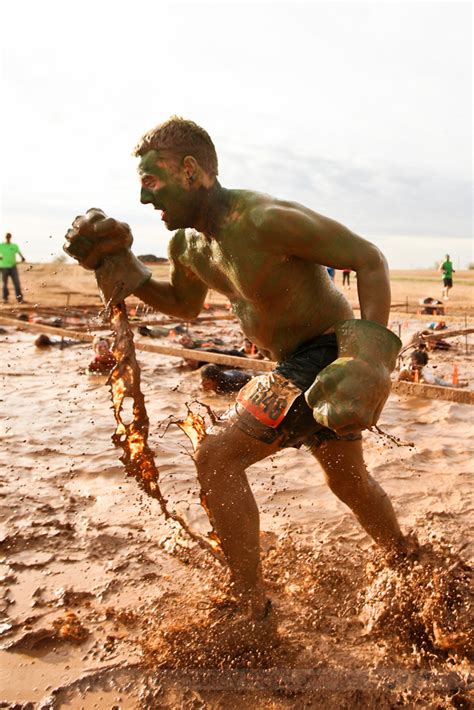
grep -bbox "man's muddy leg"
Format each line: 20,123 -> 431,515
311,438 -> 405,552
195,424 -> 280,617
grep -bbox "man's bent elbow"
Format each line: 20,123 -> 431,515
364,245 -> 389,276
181,301 -> 205,320
168,294 -> 205,320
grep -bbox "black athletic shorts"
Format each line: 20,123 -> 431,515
231,333 -> 362,450
443,277 -> 453,288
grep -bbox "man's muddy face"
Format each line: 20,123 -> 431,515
200,377 -> 216,392
138,150 -> 196,230
179,334 -> 195,348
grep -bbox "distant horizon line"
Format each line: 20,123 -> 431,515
25,260 -> 474,273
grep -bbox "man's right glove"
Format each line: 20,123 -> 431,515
64,208 -> 151,305
305,319 -> 402,436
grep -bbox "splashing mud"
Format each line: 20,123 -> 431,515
2,301 -> 474,707
361,539 -> 473,656
108,302 -> 224,562
136,534 -> 473,708
371,424 -> 415,448
107,304 -> 472,683
52,610 -> 90,642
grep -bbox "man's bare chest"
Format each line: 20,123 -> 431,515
181,230 -> 284,301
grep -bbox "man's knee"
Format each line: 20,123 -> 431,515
195,437 -> 250,497
195,435 -> 221,471
194,431 -> 238,478
194,422 -> 273,484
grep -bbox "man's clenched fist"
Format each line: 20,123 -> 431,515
64,208 -> 133,270
64,208 -> 151,304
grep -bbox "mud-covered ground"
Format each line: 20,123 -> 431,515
0,309 -> 473,708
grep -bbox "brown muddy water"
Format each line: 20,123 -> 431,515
0,325 -> 473,708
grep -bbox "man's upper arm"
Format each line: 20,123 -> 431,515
256,204 -> 385,271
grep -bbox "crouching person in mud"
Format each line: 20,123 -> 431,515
64,116 -> 406,622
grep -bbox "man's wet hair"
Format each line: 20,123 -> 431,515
200,364 -> 224,382
35,334 -> 52,348
411,350 -> 428,366
133,116 -> 218,178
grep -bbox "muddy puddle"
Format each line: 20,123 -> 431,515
0,323 -> 473,707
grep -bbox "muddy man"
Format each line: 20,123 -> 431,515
65,117 -> 404,620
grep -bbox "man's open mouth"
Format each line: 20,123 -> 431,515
153,205 -> 167,221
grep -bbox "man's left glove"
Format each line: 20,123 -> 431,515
64,208 -> 151,304
305,319 -> 401,436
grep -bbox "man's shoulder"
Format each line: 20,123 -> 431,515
246,198 -> 315,240
241,193 -> 305,229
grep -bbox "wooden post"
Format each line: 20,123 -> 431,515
452,364 -> 459,385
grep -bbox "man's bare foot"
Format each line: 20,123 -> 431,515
227,580 -> 273,622
240,592 -> 273,622
203,592 -> 277,657
244,597 -> 274,627
381,532 -> 421,569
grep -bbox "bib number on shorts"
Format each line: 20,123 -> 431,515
236,373 -> 301,428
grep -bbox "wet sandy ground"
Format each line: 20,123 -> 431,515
0,322 -> 473,708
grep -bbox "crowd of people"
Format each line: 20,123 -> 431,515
15,238 -> 466,402
29,311 -> 467,394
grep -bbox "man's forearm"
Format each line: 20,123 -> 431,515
356,258 -> 391,326
134,278 -> 200,319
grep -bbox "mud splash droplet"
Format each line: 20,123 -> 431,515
371,424 -> 415,448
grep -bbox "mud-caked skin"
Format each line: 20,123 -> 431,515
64,121 -> 406,617
65,150 -> 398,432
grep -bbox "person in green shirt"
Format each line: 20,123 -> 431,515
0,233 -> 26,303
439,254 -> 454,300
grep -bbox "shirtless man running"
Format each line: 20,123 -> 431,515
65,117 -> 404,619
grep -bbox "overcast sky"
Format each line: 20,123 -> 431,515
1,0 -> 472,268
